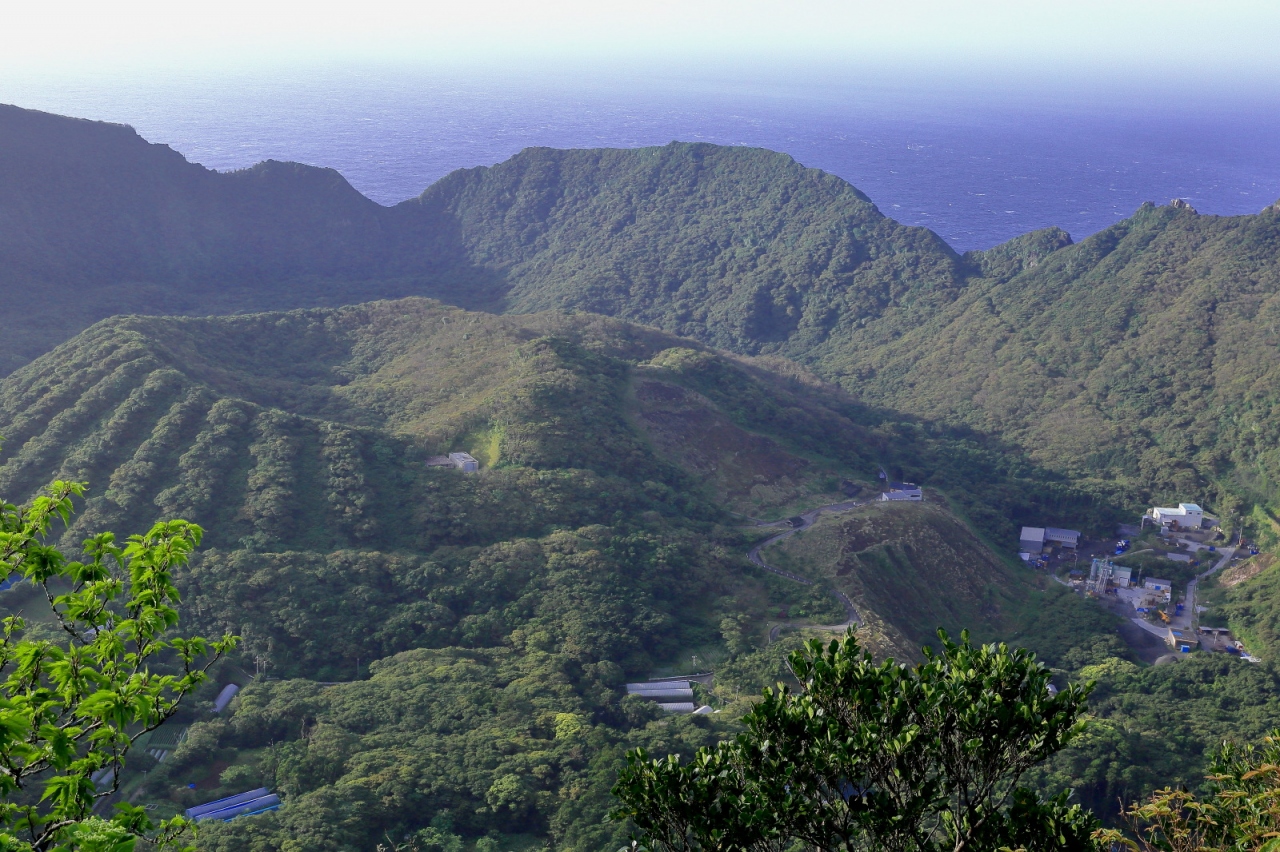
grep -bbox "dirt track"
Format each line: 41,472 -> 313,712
747,500 -> 866,639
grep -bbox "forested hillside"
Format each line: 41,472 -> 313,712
11,103 -> 1280,846
838,201 -> 1280,519
0,297 -> 1103,848
405,143 -> 969,357
9,105 -> 1280,532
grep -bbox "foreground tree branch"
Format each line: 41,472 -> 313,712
0,476 -> 237,851
612,629 -> 1099,852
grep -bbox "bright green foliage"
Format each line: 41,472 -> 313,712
0,297 -> 1173,848
613,630 -> 1099,852
1098,732 -> 1280,851
12,106 -> 1280,849
0,478 -> 235,851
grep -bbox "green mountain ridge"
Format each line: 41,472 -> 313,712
1,104 -> 974,374
13,103 -> 1280,528
838,201 -> 1280,516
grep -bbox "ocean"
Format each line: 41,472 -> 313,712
4,62 -> 1279,252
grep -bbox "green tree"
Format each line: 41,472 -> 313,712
612,629 -> 1099,851
0,478 -> 236,851
1099,731 -> 1280,852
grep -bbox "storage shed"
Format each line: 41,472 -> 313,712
626,681 -> 698,713
1044,527 -> 1080,548
1020,527 -> 1046,555
449,452 -> 479,472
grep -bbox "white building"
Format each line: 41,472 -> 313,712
449,452 -> 479,472
1150,503 -> 1204,531
881,482 -> 923,502
1143,577 -> 1172,593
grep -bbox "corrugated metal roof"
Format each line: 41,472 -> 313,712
629,688 -> 695,700
186,789 -> 270,820
213,684 -> 240,713
626,681 -> 690,692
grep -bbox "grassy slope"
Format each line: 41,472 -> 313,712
767,501 -> 1033,658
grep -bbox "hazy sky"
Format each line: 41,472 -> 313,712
4,0 -> 1279,85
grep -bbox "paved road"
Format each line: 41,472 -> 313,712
1173,544 -> 1237,632
1046,536 -> 1238,652
747,500 -> 867,639
1129,616 -> 1169,639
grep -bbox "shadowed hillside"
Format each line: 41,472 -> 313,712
0,105 -> 969,374
769,501 -> 1025,657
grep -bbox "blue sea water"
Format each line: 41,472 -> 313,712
4,63 -> 1280,252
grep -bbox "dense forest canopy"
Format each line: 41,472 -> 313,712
0,104 -> 962,375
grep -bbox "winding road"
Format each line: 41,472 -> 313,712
1169,543 -> 1237,631
745,500 -> 867,640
